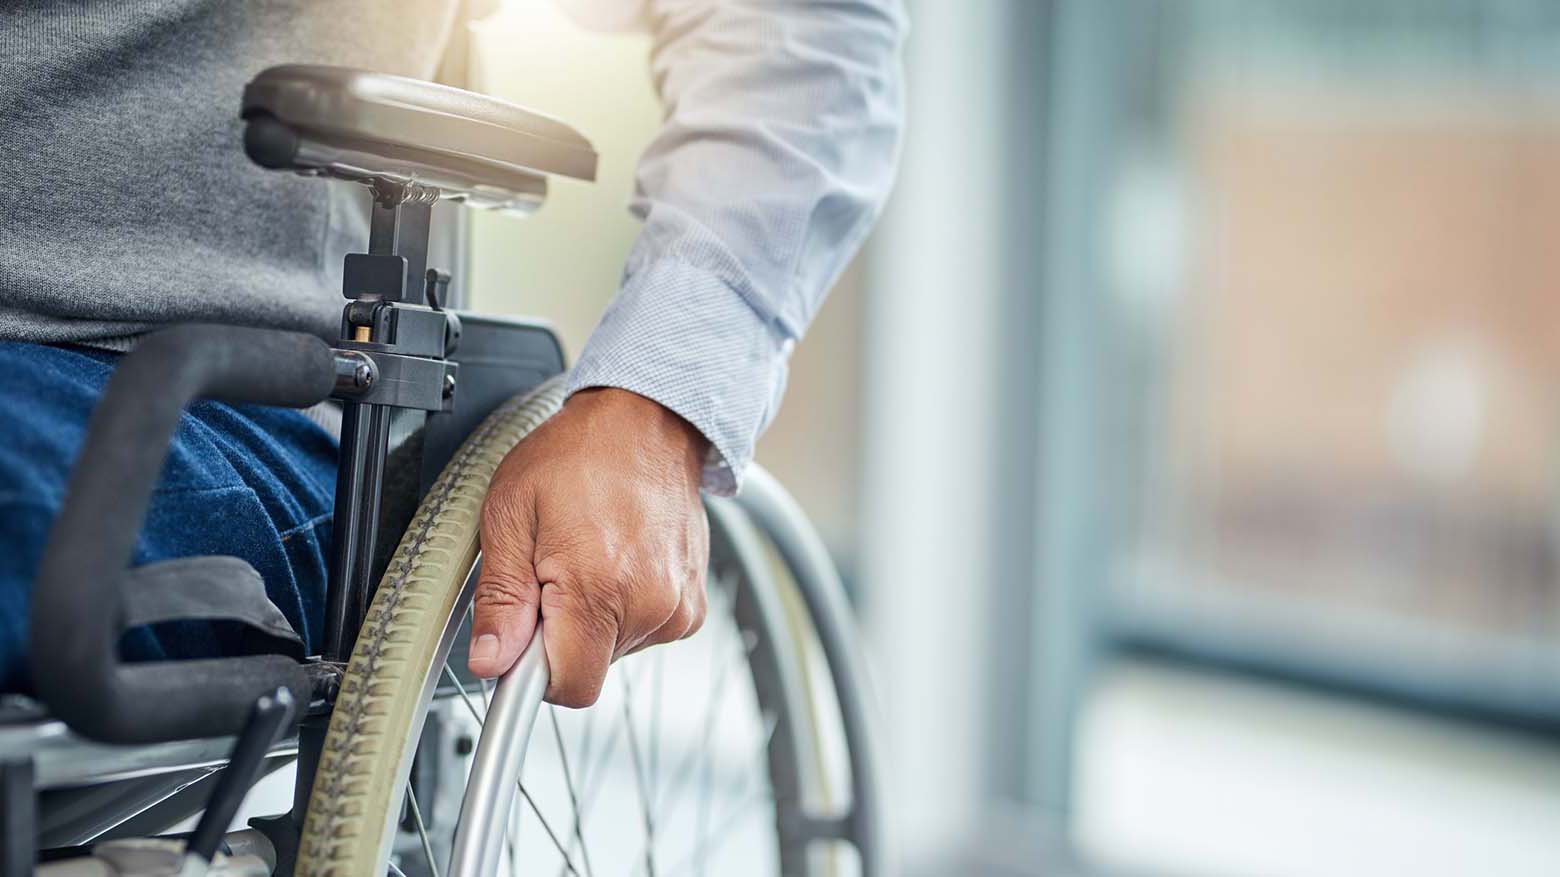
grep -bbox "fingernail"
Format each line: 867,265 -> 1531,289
471,634 -> 500,664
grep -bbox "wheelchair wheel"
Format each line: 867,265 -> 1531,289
295,380 -> 884,876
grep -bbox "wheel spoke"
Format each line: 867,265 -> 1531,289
695,728 -> 711,877
442,663 -> 582,874
654,623 -> 751,817
557,704 -> 597,877
573,717 -> 626,819
637,598 -> 763,876
573,663 -> 640,816
435,574 -> 793,877
647,650 -> 665,803
550,705 -> 595,877
662,782 -> 774,877
699,708 -> 777,877
621,671 -> 658,877
407,784 -> 440,877
573,706 -> 597,792
519,781 -> 582,876
442,664 -> 485,727
675,710 -> 780,877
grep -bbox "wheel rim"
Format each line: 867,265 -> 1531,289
298,376 -> 861,876
298,379 -> 570,877
434,561 -> 792,877
446,612 -> 548,875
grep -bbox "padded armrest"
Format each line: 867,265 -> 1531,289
242,65 -> 597,213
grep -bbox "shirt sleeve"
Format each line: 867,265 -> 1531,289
557,0 -> 907,495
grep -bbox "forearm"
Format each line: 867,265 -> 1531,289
564,0 -> 908,494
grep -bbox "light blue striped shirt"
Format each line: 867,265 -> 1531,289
558,0 -> 907,495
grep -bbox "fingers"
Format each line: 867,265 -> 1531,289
535,552 -> 686,707
469,487 -> 541,678
630,573 -> 708,655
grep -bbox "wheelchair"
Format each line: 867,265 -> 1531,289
3,66 -> 885,876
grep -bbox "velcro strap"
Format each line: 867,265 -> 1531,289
120,556 -> 305,659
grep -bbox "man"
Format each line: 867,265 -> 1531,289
0,0 -> 904,708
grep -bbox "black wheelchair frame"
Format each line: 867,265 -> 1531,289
2,65 -> 598,875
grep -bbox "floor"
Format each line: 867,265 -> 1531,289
1072,659 -> 1560,876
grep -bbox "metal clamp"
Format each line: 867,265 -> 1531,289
331,349 -> 456,412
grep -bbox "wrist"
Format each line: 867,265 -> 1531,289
566,387 -> 709,479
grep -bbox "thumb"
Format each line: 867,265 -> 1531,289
470,491 -> 541,678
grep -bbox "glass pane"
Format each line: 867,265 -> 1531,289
1101,1 -> 1560,706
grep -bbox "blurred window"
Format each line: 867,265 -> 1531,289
1079,0 -> 1560,725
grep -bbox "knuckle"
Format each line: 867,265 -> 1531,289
544,577 -> 609,619
682,591 -> 708,639
563,585 -> 624,647
480,483 -> 531,532
642,580 -> 682,627
535,521 -> 591,566
653,602 -> 695,646
685,560 -> 708,594
682,612 -> 706,640
531,551 -> 567,585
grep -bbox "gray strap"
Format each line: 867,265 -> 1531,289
121,556 -> 304,657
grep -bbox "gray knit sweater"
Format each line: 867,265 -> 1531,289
0,1 -> 907,492
0,1 -> 464,346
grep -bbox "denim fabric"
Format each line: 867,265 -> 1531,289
0,341 -> 337,692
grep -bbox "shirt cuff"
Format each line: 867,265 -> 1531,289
564,260 -> 791,496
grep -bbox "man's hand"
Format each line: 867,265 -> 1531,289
467,387 -> 710,707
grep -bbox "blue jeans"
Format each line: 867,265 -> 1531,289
0,341 -> 338,692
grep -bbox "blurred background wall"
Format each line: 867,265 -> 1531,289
466,1 -> 1560,874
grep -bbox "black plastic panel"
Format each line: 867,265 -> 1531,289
420,312 -> 566,494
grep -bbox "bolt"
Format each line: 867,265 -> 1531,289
443,373 -> 457,399
333,351 -> 376,395
455,735 -> 474,756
